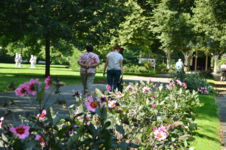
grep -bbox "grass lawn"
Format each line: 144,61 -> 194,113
0,63 -> 106,92
191,94 -> 221,150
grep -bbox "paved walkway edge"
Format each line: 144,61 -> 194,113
216,96 -> 226,150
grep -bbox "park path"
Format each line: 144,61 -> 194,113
216,90 -> 226,150
0,76 -> 171,123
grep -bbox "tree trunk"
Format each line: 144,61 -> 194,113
205,54 -> 208,71
166,51 -> 171,70
45,37 -> 50,77
183,51 -> 193,72
194,50 -> 198,71
213,55 -> 219,74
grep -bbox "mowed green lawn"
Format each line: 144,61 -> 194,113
0,63 -> 106,92
191,94 -> 221,150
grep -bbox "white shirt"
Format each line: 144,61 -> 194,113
175,60 -> 183,71
106,51 -> 123,70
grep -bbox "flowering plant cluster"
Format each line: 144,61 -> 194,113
197,86 -> 209,94
112,81 -> 200,149
183,74 -> 214,94
0,78 -> 201,149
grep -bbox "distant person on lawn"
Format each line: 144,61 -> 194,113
15,53 -> 20,67
175,59 -> 185,81
175,59 -> 184,72
103,45 -> 123,91
78,45 -> 100,95
220,63 -> 226,81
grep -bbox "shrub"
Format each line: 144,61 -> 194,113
116,81 -> 200,149
0,78 -> 201,149
184,74 -> 214,94
69,48 -> 82,71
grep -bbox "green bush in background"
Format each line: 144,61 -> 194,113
69,48 -> 82,71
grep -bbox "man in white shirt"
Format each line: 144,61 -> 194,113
103,45 -> 123,91
175,59 -> 183,72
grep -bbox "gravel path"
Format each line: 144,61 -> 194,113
216,93 -> 226,150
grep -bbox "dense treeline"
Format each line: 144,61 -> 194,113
0,0 -> 226,75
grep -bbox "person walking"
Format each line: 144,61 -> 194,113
220,63 -> 226,81
78,45 -> 100,95
103,45 -> 123,91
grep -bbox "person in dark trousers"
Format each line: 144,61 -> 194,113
103,45 -> 123,91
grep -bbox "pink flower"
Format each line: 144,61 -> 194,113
176,80 -> 182,86
182,82 -> 187,89
115,91 -> 124,98
125,85 -> 133,92
168,81 -> 175,89
26,79 -> 41,95
44,76 -> 51,89
0,117 -> 4,129
37,110 -> 47,121
15,83 -> 29,97
142,86 -> 151,94
10,124 -> 30,139
35,135 -> 46,146
106,84 -> 111,91
152,104 -> 156,108
85,96 -> 98,112
153,126 -> 169,141
108,100 -> 118,108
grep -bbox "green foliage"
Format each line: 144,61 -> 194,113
0,78 -> 201,149
152,0 -> 195,53
184,74 -> 214,94
114,0 -> 154,58
0,0 -> 129,76
69,48 -> 83,71
155,63 -> 168,73
192,0 -> 226,54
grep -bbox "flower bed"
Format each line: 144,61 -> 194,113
0,78 -> 200,149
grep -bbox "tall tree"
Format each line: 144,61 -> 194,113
151,0 -> 195,70
192,0 -> 226,72
0,0 -> 127,76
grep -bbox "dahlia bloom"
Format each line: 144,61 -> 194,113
152,104 -> 156,108
142,86 -> 151,94
85,96 -> 98,112
115,91 -> 124,98
106,84 -> 111,91
125,85 -> 133,92
26,79 -> 41,95
176,80 -> 182,86
182,82 -> 187,89
10,124 -> 30,139
108,100 -> 118,108
168,81 -> 175,89
44,76 -> 51,89
35,135 -> 46,146
0,117 -> 4,128
15,83 -> 29,97
153,126 -> 169,141
37,109 -> 47,121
